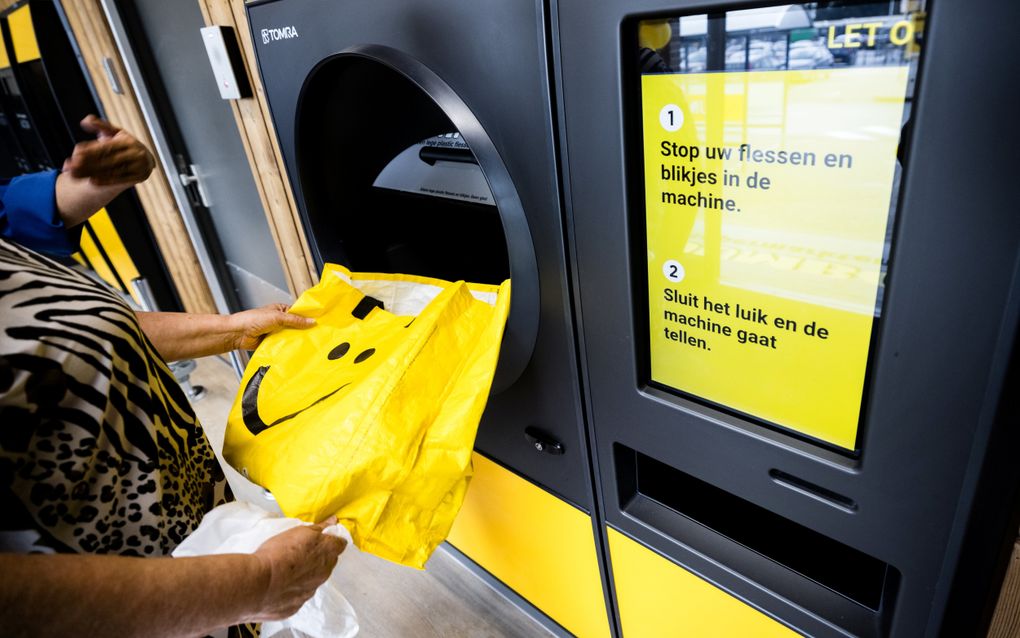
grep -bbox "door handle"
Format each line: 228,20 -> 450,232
177,163 -> 212,208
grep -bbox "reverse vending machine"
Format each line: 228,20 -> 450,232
556,0 -> 1020,636
0,9 -> 50,173
246,1 -> 611,635
248,0 -> 1020,635
0,35 -> 26,175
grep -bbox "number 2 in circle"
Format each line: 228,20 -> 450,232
663,259 -> 685,282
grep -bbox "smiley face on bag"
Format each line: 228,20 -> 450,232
240,294 -> 410,436
242,338 -> 375,435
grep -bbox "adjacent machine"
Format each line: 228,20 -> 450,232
0,0 -> 180,311
247,0 -> 1020,636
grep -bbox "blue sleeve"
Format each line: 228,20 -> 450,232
0,170 -> 80,257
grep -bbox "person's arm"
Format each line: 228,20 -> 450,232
0,170 -> 71,255
54,171 -> 133,228
0,116 -> 155,256
137,303 -> 315,362
0,522 -> 345,638
55,115 -> 155,228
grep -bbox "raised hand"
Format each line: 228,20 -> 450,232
62,115 -> 155,187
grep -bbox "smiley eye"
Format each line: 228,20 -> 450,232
328,342 -> 351,360
354,348 -> 376,363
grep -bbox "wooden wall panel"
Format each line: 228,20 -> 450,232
58,0 -> 217,314
988,541 -> 1020,638
196,0 -> 317,296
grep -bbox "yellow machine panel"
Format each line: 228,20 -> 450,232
78,227 -> 121,294
447,453 -> 610,638
8,4 -> 40,64
88,208 -> 142,302
0,27 -> 10,69
607,528 -> 800,637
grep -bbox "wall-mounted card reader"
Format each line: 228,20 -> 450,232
200,25 -> 252,100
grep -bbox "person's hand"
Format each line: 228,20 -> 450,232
250,520 -> 347,621
62,115 -> 156,186
230,303 -> 316,351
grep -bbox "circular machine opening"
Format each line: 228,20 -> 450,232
295,45 -> 538,390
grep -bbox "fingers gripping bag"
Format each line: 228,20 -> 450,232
223,264 -> 510,569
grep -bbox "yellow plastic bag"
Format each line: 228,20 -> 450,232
223,264 -> 510,568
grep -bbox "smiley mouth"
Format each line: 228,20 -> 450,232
242,365 -> 350,435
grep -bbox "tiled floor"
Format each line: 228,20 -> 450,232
188,356 -> 550,638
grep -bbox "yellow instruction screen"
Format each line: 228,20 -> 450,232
637,3 -> 925,450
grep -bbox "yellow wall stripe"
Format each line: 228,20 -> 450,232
608,528 -> 801,637
448,453 -> 611,638
8,4 -> 40,63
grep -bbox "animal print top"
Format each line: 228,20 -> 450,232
0,236 -> 228,556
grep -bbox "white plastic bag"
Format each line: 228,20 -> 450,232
173,501 -> 359,638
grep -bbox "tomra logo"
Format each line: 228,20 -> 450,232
261,26 -> 299,44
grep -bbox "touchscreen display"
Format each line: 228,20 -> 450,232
637,2 -> 926,450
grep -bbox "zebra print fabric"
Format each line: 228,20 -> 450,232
0,236 -> 227,557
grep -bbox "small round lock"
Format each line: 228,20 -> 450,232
524,426 -> 565,455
